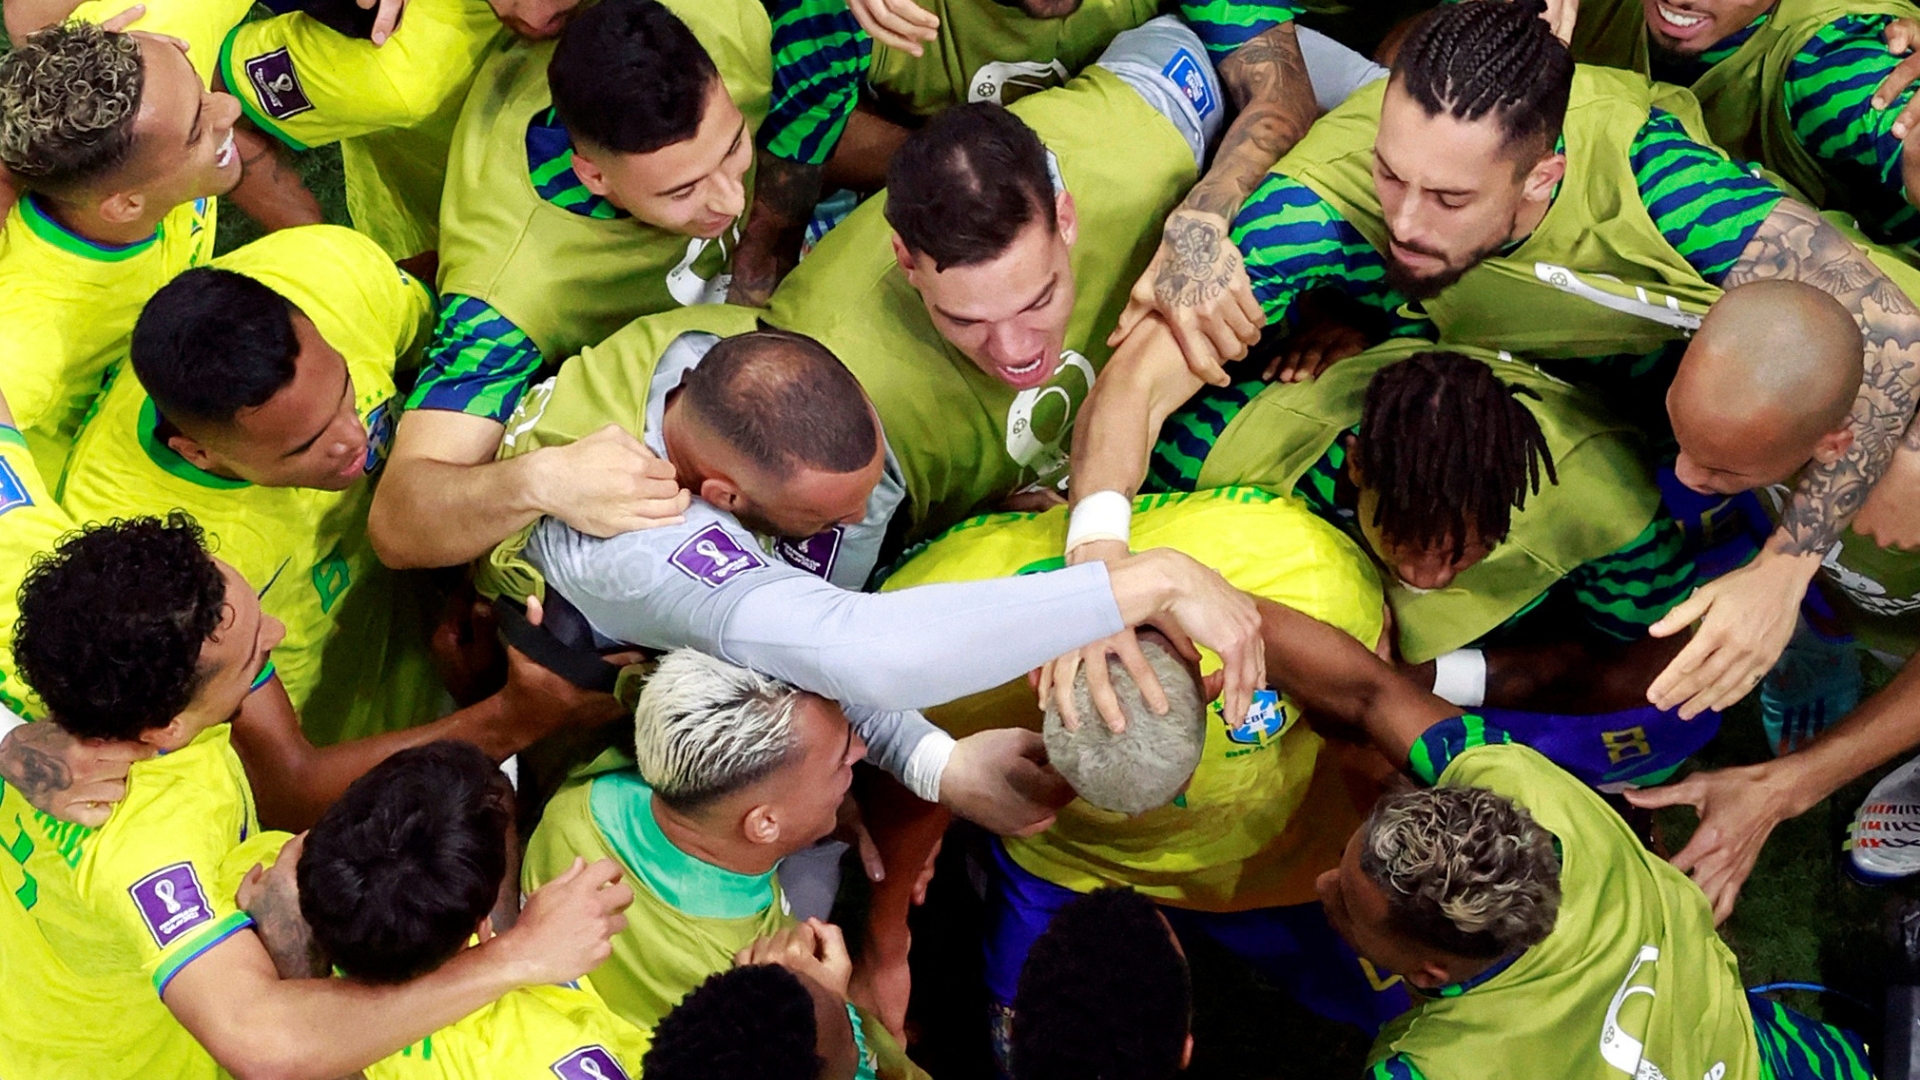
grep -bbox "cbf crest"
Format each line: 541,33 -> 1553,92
1224,688 -> 1290,746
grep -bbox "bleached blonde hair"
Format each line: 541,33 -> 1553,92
1360,785 -> 1561,959
633,650 -> 807,812
0,21 -> 145,193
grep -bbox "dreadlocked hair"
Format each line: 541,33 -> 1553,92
1394,0 -> 1571,168
1357,351 -> 1556,562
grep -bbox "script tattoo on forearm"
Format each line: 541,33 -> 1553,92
729,150 -> 823,308
0,723 -> 74,808
1724,199 -> 1920,553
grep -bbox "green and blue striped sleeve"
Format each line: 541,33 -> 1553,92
1147,377 -> 1266,493
762,0 -> 874,166
1407,713 -> 1513,787
1749,992 -> 1875,1080
1630,108 -> 1785,284
1368,1055 -> 1432,1080
1784,13 -> 1920,247
404,295 -> 545,424
1174,0 -> 1299,62
1557,513 -> 1698,641
1233,173 -> 1410,324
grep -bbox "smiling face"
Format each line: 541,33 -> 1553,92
1372,80 -> 1561,301
574,78 -> 751,239
893,192 -> 1079,389
106,33 -> 243,216
1639,0 -> 1775,55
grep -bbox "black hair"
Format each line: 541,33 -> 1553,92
549,0 -> 721,155
1010,888 -> 1192,1080
643,965 -> 825,1080
1393,0 -> 1572,166
883,102 -> 1057,271
131,267 -> 301,428
681,329 -> 878,479
298,741 -> 514,984
14,514 -> 226,741
1357,351 -> 1556,561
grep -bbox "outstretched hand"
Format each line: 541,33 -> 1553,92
1646,550 -> 1817,719
1623,763 -> 1803,925
845,0 -> 939,54
1108,210 -> 1265,387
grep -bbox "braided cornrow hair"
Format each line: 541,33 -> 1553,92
1357,351 -> 1557,562
1394,0 -> 1573,165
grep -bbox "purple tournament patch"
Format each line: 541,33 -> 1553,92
128,862 -> 213,948
244,48 -> 314,121
774,527 -> 842,580
551,1046 -> 631,1080
668,524 -> 766,588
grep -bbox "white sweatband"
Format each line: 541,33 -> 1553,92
1066,490 -> 1132,553
0,702 -> 26,744
902,729 -> 957,804
1430,649 -> 1488,708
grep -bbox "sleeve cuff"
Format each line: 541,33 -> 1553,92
1406,713 -> 1510,787
902,729 -> 957,804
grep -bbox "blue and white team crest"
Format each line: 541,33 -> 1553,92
1225,688 -> 1289,746
1162,49 -> 1216,121
0,457 -> 32,516
362,399 -> 395,477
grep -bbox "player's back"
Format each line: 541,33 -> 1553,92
369,978 -> 652,1080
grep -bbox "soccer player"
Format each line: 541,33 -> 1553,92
369,0 -> 769,569
879,486 -> 1410,1056
520,649 -> 922,1080
0,385 -> 76,725
1547,0 -> 1920,250
1247,595 -> 1871,1080
236,741 -> 655,1079
1141,342 -> 1705,787
0,15 -> 244,482
0,517 -> 635,1080
59,224 -> 437,749
644,921 -> 926,1080
1069,0 -> 1920,725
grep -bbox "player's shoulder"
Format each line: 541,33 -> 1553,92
214,224 -> 392,287
533,500 -> 774,598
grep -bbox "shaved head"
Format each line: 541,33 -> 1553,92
1668,281 -> 1862,494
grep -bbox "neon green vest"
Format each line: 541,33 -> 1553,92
1571,0 -> 1919,237
474,304 -> 766,605
766,67 -> 1196,544
436,0 -> 771,363
1194,338 -> 1658,662
1282,67 -> 1727,358
1371,743 -> 1762,1080
865,0 -> 1157,117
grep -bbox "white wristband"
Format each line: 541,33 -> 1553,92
0,702 -> 26,744
1430,649 -> 1487,708
903,729 -> 957,804
1066,490 -> 1132,553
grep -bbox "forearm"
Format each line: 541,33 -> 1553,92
1408,636 -> 1687,714
370,451 -> 547,570
1067,321 -> 1204,504
1254,598 -> 1452,765
1192,23 -> 1316,219
843,704 -> 948,801
225,127 -> 324,234
718,565 -> 1124,710
730,151 -> 824,307
1766,652 -> 1920,816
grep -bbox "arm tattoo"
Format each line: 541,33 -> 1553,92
0,723 -> 74,806
1724,199 -> 1920,553
729,150 -> 825,308
1154,209 -> 1246,308
1186,22 -> 1316,219
248,874 -> 328,979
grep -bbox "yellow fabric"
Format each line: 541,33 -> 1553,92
70,0 -> 254,85
0,723 -> 293,1080
370,977 -> 654,1080
58,225 -> 441,745
882,486 -> 1385,911
219,0 -> 506,257
0,428 -> 73,720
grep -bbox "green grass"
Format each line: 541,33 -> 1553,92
213,142 -> 352,254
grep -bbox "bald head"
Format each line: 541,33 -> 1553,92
679,329 -> 878,480
1668,281 -> 1861,494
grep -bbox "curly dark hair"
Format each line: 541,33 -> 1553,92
1357,351 -> 1556,562
298,741 -> 514,984
1011,888 -> 1192,1080
14,514 -> 226,741
1394,0 -> 1572,168
0,21 -> 145,194
644,965 -> 824,1080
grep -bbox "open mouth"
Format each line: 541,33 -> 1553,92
215,130 -> 237,169
1652,2 -> 1708,32
998,353 -> 1055,388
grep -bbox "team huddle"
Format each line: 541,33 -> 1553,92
4,0 -> 1920,1075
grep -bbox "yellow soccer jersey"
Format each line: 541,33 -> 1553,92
372,977 -> 652,1080
0,723 -> 292,1080
59,225 -> 440,745
219,0 -> 506,257
0,427 -> 73,720
882,486 -> 1386,912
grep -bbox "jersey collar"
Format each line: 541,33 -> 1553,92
20,194 -> 162,262
588,770 -> 780,920
1419,947 -> 1525,999
139,397 -> 251,490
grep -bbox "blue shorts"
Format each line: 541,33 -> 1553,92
983,841 -> 1411,1030
1481,703 -> 1721,791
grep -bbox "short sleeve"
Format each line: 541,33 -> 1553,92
1406,713 -> 1513,787
1629,109 -> 1785,285
1367,1053 -> 1434,1080
1557,514 -> 1697,641
1232,173 -> 1403,324
100,837 -> 256,998
1173,0 -> 1299,63
405,295 -> 546,423
761,0 -> 874,166
1783,13 -> 1920,245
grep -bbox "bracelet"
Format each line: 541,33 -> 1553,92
904,730 -> 957,804
1066,490 -> 1133,553
1431,648 -> 1488,708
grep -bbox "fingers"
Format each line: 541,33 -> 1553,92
1648,585 -> 1711,641
1219,639 -> 1263,739
855,0 -> 939,54
371,0 -> 402,44
1201,313 -> 1252,367
1114,631 -> 1167,717
64,801 -> 113,829
1619,779 -> 1696,811
1084,646 -> 1127,734
101,4 -> 148,30
1006,813 -> 1058,838
1051,654 -> 1084,731
525,593 -> 546,628
856,823 -> 884,883
811,918 -> 850,968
